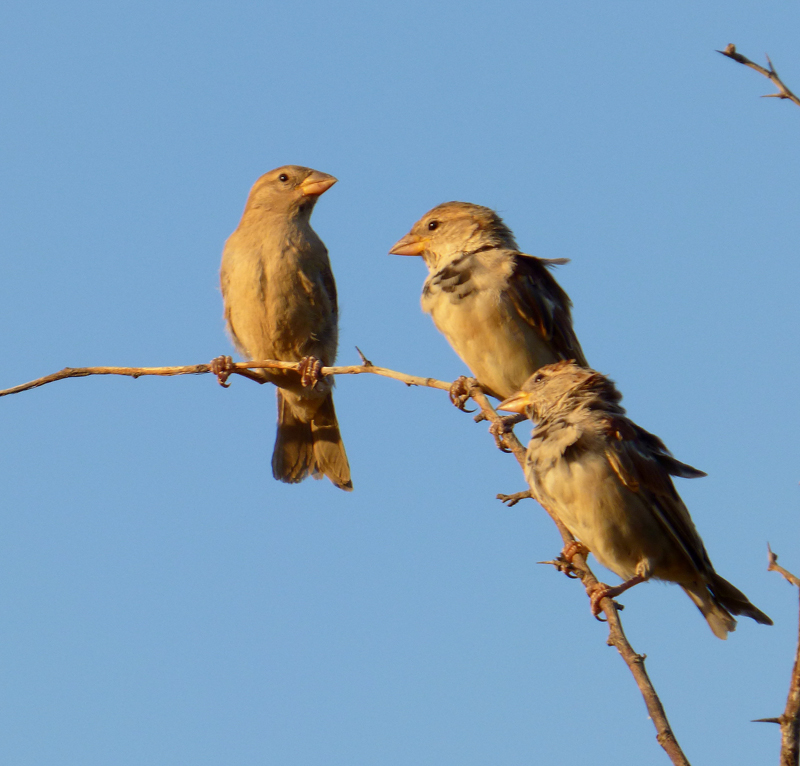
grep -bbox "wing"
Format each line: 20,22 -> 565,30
601,415 -> 713,576
506,253 -> 588,366
317,248 -> 339,317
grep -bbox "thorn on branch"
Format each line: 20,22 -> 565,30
767,544 -> 800,587
718,43 -> 748,65
355,346 -> 373,367
752,717 -> 783,725
537,555 -> 584,579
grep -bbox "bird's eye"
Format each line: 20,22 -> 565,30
533,372 -> 546,384
278,173 -> 289,182
427,220 -> 439,231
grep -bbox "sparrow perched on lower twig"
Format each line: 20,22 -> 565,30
389,202 -> 587,402
498,361 -> 772,638
211,165 -> 352,491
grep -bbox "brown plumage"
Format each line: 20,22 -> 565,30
499,361 -> 771,638
389,202 -> 586,400
217,165 -> 351,490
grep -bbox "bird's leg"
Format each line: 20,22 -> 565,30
449,376 -> 475,411
209,355 -> 235,387
497,490 -> 532,507
297,356 -> 324,388
587,574 -> 647,618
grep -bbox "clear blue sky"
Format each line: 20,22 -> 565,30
1,1 -> 799,764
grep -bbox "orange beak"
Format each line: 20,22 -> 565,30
388,232 -> 427,256
300,172 -> 338,197
496,390 -> 535,414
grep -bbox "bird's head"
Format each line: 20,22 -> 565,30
497,361 -> 623,421
389,201 -> 518,270
243,165 -> 337,219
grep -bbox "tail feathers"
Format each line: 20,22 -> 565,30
682,585 -> 737,639
309,393 -> 352,491
272,394 -> 318,485
682,575 -> 772,640
272,391 -> 352,491
710,573 -> 773,626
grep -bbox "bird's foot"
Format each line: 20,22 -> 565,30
497,490 -> 532,507
551,541 -> 591,579
587,575 -> 644,619
587,582 -> 623,620
488,415 -> 524,453
209,355 -> 235,388
561,541 -> 590,564
297,356 -> 324,388
449,376 -> 474,412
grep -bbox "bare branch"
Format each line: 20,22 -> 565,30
0,359 -> 452,398
466,379 -> 690,766
0,360 -> 692,763
766,547 -> 800,766
718,43 -> 800,108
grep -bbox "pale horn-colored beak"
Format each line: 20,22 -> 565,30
300,172 -> 338,197
388,232 -> 427,256
496,390 -> 535,414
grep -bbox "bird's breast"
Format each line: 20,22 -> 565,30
221,231 -> 337,363
422,283 -> 560,400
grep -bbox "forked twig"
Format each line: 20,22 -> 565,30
718,44 -> 800,108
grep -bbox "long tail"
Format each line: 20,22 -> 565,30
272,390 -> 352,491
682,575 -> 772,640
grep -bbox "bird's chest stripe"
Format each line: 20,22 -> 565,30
424,256 -> 477,301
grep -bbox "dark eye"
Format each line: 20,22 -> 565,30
427,220 -> 439,231
278,173 -> 289,182
533,372 -> 546,384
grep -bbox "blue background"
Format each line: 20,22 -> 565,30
1,2 -> 798,763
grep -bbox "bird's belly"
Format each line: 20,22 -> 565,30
225,256 -> 333,363
537,456 -> 667,581
427,293 -> 557,399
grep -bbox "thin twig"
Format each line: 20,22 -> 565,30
764,547 -> 800,766
466,380 -> 690,766
0,359 -> 451,398
718,44 -> 800,108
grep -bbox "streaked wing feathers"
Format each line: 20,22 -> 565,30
602,416 -> 713,575
506,254 -> 588,366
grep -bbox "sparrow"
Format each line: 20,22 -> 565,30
498,361 -> 772,639
211,165 -> 352,491
389,202 -> 587,402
